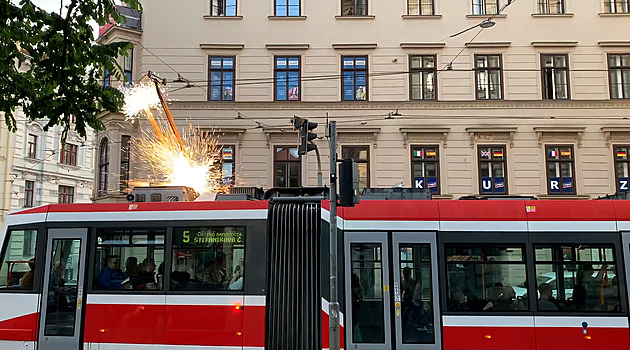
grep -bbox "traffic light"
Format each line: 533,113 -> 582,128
339,159 -> 360,207
292,116 -> 318,155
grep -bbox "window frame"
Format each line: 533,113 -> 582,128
409,55 -> 437,101
472,0 -> 499,15
477,144 -> 508,195
474,54 -> 503,100
608,53 -> 630,99
273,145 -> 302,188
219,145 -> 236,185
60,143 -> 78,166
341,0 -> 368,16
407,0 -> 435,15
541,54 -> 570,100
613,145 -> 630,193
537,0 -> 565,14
545,144 -> 576,195
27,134 -> 37,159
58,185 -> 75,204
604,0 -> 630,13
98,138 -> 109,197
275,0 -> 301,16
0,227 -> 42,294
410,145 -> 440,194
342,145 -> 371,189
274,56 -> 301,101
210,0 -> 237,16
24,180 -> 34,208
341,55 -> 369,102
120,135 -> 131,192
208,56 -> 236,102
123,47 -> 133,84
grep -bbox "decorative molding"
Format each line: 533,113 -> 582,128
599,12 -> 630,17
212,128 -> 246,149
199,43 -> 244,50
337,127 -> 380,148
334,15 -> 376,19
602,127 -> 630,147
466,14 -> 507,18
399,127 -> 450,149
465,41 -> 511,48
531,41 -> 578,47
466,127 -> 517,149
534,127 -> 585,148
401,15 -> 442,19
265,44 -> 310,50
202,15 -> 243,20
598,41 -> 630,47
400,42 -> 446,49
332,43 -> 377,49
263,128 -> 298,148
267,15 -> 307,20
531,13 -> 574,17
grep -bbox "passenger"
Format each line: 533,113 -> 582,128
50,261 -> 66,288
538,282 -> 558,311
351,273 -> 363,342
97,255 -> 125,289
207,256 -> 227,284
20,259 -> 35,289
448,288 -> 467,311
171,256 -> 193,289
136,258 -> 158,290
578,264 -> 608,310
494,286 -> 525,311
482,283 -> 504,311
124,257 -> 138,278
228,264 -> 244,290
603,276 -> 620,311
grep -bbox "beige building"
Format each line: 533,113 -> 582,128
95,0 -> 630,200
1,115 -> 15,227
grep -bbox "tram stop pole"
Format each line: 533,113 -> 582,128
328,121 -> 340,350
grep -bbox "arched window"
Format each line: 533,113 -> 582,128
98,138 -> 109,196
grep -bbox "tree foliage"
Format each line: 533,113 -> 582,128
0,0 -> 141,140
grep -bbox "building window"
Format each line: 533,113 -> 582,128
534,244 -> 620,311
472,0 -> 498,15
151,193 -> 162,202
274,146 -> 301,187
541,54 -> 569,100
342,145 -> 370,190
410,55 -> 436,100
342,56 -> 368,101
211,0 -> 237,16
24,180 -> 34,208
208,56 -> 235,101
120,135 -> 131,192
275,57 -> 300,101
220,145 -> 236,185
123,47 -> 133,84
614,146 -> 630,192
411,145 -> 440,194
27,134 -> 37,159
475,55 -> 503,100
408,0 -> 434,15
98,138 -> 109,196
58,185 -> 74,204
60,143 -> 78,166
605,0 -> 629,13
608,54 -> 630,99
538,0 -> 564,14
103,69 -> 111,87
341,0 -> 367,15
446,244 -> 528,312
478,145 -> 507,194
275,0 -> 300,16
545,145 -> 575,194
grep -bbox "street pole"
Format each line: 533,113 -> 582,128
328,121 -> 340,350
315,146 -> 323,187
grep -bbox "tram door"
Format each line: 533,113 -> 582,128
344,232 -> 441,350
38,229 -> 88,350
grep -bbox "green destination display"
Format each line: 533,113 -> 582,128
175,227 -> 244,246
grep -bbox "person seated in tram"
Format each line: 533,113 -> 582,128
538,282 -> 559,311
97,255 -> 125,289
20,259 -> 35,289
575,263 -> 608,310
494,286 -> 525,311
482,283 -> 504,311
135,258 -> 158,290
228,262 -> 244,290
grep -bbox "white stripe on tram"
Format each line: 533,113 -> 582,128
89,344 -> 263,350
86,294 -> 266,307
443,315 -> 535,327
47,209 -> 268,222
528,221 -> 617,232
534,316 -> 629,328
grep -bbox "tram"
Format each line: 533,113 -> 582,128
1,198 -> 630,350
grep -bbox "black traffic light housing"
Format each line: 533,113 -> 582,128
293,116 -> 318,155
339,159 -> 360,207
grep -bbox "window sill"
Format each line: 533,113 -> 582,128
538,194 -> 590,199
335,15 -> 375,19
402,14 -> 442,19
268,15 -> 307,20
532,13 -> 574,17
466,14 -> 507,18
203,15 -> 243,20
432,194 -> 453,199
599,12 -> 630,16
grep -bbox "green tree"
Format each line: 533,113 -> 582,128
0,0 -> 141,141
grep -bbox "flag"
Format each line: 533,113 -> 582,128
560,151 -> 571,157
563,182 -> 572,189
493,150 -> 503,158
428,181 -> 437,188
414,150 -> 423,157
549,150 -> 558,157
426,151 -> 437,157
222,148 -> 233,160
480,150 -> 490,158
495,182 -> 504,188
617,151 -> 627,158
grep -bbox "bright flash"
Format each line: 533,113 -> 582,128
120,83 -> 161,121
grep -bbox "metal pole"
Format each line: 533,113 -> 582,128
328,121 -> 340,350
315,146 -> 323,187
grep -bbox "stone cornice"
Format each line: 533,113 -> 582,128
96,26 -> 142,44
199,43 -> 244,50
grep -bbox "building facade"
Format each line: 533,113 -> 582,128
0,115 -> 15,227
96,0 -> 630,199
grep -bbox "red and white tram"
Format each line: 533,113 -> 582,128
1,198 -> 629,350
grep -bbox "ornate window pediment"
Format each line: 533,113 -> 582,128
466,127 -> 517,148
400,127 -> 450,148
534,127 -> 585,148
337,127 -> 380,148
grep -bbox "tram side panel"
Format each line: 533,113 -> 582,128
320,217 -> 345,350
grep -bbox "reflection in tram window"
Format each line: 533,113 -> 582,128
44,239 -> 82,336
534,244 -> 621,312
0,230 -> 38,290
445,244 -> 528,312
399,244 -> 434,344
350,243 -> 385,343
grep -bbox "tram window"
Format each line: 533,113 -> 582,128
0,230 -> 38,290
93,228 -> 165,291
170,226 -> 245,291
534,244 -> 620,312
445,244 -> 528,312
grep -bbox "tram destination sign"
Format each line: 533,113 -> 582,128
174,227 -> 245,246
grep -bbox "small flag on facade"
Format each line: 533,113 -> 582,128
617,151 -> 627,158
426,151 -> 437,157
222,148 -> 233,160
549,150 -> 558,157
493,150 -> 503,158
560,151 -> 571,157
414,150 -> 423,157
495,182 -> 504,188
563,182 -> 572,189
480,150 -> 490,158
428,181 -> 437,188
